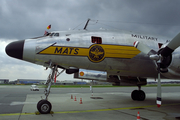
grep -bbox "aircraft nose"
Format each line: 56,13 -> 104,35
5,40 -> 25,60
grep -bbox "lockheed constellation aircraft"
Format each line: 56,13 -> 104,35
5,21 -> 180,114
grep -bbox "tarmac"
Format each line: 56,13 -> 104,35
0,86 -> 180,120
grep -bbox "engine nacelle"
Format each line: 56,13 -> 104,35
157,43 -> 180,79
162,53 -> 180,78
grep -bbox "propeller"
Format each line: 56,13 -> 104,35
161,33 -> 180,57
133,33 -> 180,107
134,41 -> 162,107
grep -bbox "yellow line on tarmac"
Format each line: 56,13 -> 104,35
1,103 -> 180,116
0,112 -> 34,116
54,104 -> 163,114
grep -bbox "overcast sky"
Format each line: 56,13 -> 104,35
1,0 -> 180,81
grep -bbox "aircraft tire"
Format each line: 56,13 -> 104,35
37,100 -> 52,114
137,90 -> 146,101
131,90 -> 146,101
37,100 -> 43,108
131,90 -> 138,100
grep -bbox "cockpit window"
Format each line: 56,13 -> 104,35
46,32 -> 59,37
54,33 -> 59,36
50,33 -> 55,36
46,33 -> 50,36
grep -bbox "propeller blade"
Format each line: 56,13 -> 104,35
134,41 -> 157,55
156,64 -> 162,108
161,33 -> 180,57
134,41 -> 151,55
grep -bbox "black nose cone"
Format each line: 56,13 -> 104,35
5,40 -> 25,60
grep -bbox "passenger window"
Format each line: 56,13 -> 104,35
91,36 -> 102,44
54,33 -> 59,36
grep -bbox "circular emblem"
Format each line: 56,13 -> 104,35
88,45 -> 105,62
79,71 -> 84,76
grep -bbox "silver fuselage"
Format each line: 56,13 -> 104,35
6,30 -> 180,80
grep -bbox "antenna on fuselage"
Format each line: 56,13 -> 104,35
84,18 -> 90,30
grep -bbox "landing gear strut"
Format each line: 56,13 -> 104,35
37,65 -> 62,114
131,85 -> 146,101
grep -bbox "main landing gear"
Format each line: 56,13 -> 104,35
131,86 -> 146,101
37,64 -> 64,114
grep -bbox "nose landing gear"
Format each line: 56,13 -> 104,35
37,64 -> 64,114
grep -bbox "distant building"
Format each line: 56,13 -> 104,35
57,80 -> 87,85
0,79 -> 9,84
60,81 -> 74,85
15,79 -> 46,85
74,81 -> 87,85
9,79 -> 88,85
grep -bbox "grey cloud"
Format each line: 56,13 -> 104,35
1,0 -> 180,40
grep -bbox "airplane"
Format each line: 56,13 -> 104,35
5,21 -> 180,114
